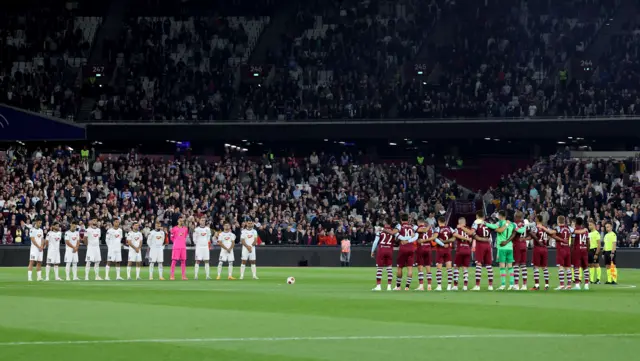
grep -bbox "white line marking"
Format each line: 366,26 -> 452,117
2,333 -> 640,346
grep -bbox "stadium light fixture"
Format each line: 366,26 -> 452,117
557,141 -> 566,144
389,142 -> 397,146
484,138 -> 491,140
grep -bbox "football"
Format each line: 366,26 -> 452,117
287,277 -> 296,284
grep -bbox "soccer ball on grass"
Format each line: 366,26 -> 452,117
287,277 -> 296,284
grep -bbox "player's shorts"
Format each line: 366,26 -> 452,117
475,242 -> 492,265
513,244 -> 527,265
107,248 -> 122,263
436,248 -> 452,264
604,251 -> 615,265
85,247 -> 102,263
171,247 -> 187,261
454,251 -> 471,267
532,247 -> 548,267
46,250 -> 61,264
415,247 -> 432,266
396,248 -> 414,268
128,249 -> 142,263
29,248 -> 43,262
556,247 -> 571,267
241,246 -> 256,261
340,252 -> 351,263
219,249 -> 235,263
497,249 -> 514,264
149,248 -> 164,263
588,249 -> 599,264
64,249 -> 79,263
572,248 -> 589,269
375,249 -> 393,267
195,248 -> 210,262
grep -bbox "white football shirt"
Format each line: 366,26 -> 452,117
241,229 -> 258,246
193,227 -> 212,249
86,227 -> 101,247
30,228 -> 44,251
65,230 -> 80,251
147,230 -> 165,248
106,228 -> 123,248
46,231 -> 62,250
218,231 -> 236,249
127,231 -> 143,249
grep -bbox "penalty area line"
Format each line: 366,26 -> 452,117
2,333 -> 640,346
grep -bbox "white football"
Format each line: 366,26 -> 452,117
287,277 -> 296,284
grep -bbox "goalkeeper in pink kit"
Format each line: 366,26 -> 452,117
170,218 -> 189,280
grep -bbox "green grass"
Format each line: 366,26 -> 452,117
0,267 -> 639,361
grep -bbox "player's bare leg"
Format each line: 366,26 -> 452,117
446,262 -> 453,290
27,260 -> 40,281
394,267 -> 403,291
250,260 -> 258,279
404,266 -> 413,290
240,260 -> 246,279
435,264 -> 443,291
519,263 -> 528,290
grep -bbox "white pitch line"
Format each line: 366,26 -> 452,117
2,333 -> 640,347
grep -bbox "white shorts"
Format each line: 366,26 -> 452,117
128,249 -> 142,263
29,248 -> 43,262
241,246 -> 256,261
86,247 -> 102,263
107,248 -> 122,263
64,249 -> 79,263
219,249 -> 235,263
195,248 -> 210,262
46,250 -> 61,264
149,248 -> 164,263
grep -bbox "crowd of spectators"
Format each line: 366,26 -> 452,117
0,145 -> 458,247
481,153 -> 640,247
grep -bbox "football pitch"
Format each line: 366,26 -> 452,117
1,267 -> 639,361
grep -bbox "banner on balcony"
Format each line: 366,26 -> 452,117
0,105 -> 86,141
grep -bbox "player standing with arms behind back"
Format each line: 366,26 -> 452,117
84,218 -> 103,281
170,217 -> 189,280
45,223 -> 63,281
240,219 -> 259,280
147,221 -> 166,280
371,218 -> 395,291
126,223 -> 144,280
64,221 -> 81,281
105,219 -> 124,281
27,219 -> 44,281
472,211 -> 494,290
217,221 -> 236,280
193,218 -> 212,280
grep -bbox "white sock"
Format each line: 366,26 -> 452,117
65,263 -> 71,279
127,266 -> 131,278
37,270 -> 42,280
228,264 -> 233,277
158,264 -> 163,278
217,262 -> 223,277
105,265 -> 110,278
116,266 -> 121,278
85,263 -> 91,279
251,264 -> 256,277
136,266 -> 141,279
195,263 -> 200,278
240,264 -> 246,278
72,263 -> 78,278
28,270 -> 32,281
149,264 -> 154,277
94,264 -> 100,278
205,264 -> 210,278
54,265 -> 59,279
45,265 -> 51,280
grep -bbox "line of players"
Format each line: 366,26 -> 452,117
26,217 -> 260,282
370,210 -> 603,291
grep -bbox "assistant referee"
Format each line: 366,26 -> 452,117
603,222 -> 617,285
588,221 -> 601,284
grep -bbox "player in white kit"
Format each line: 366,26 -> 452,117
105,219 -> 124,280
216,221 -> 236,280
193,218 -> 212,280
240,220 -> 259,280
126,223 -> 144,280
147,221 -> 166,280
45,223 -> 63,281
27,219 -> 45,281
84,218 -> 103,281
64,220 -> 81,280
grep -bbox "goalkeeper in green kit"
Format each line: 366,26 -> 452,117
484,210 -> 517,290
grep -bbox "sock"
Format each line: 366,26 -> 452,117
566,269 -> 572,286
446,269 -> 452,285
386,267 -> 392,285
574,267 -> 580,284
436,269 -> 442,285
218,262 -> 224,277
579,267 -> 583,282
37,270 -> 42,280
251,264 -> 256,277
65,263 -> 71,279
228,264 -> 233,277
427,271 -> 432,285
376,267 -> 382,285
85,264 -> 91,279
127,265 -> 132,279
543,268 -> 549,285
158,264 -> 163,278
475,265 -> 482,286
463,269 -> 468,287
54,265 -> 59,279
170,260 -> 177,278
405,276 -> 412,289
94,264 -> 100,278
584,268 -> 590,285
205,263 -> 210,278
195,263 -> 200,278
596,266 -> 602,281
559,269 -> 565,286
105,265 -> 110,278
589,267 -> 595,282
613,268 -> 618,282
508,267 -> 514,286
241,264 -> 246,278
418,271 -> 424,285
514,266 -> 519,285
28,270 -> 32,281
396,276 -> 402,288
607,268 -> 612,283
499,267 -> 506,286
487,265 -> 494,286
180,262 -> 186,278
149,264 -> 154,277
136,266 -> 141,279
521,265 -> 527,286
72,263 -> 78,278
116,266 -> 121,278
45,265 -> 51,280
534,268 -> 540,286
453,269 -> 459,286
